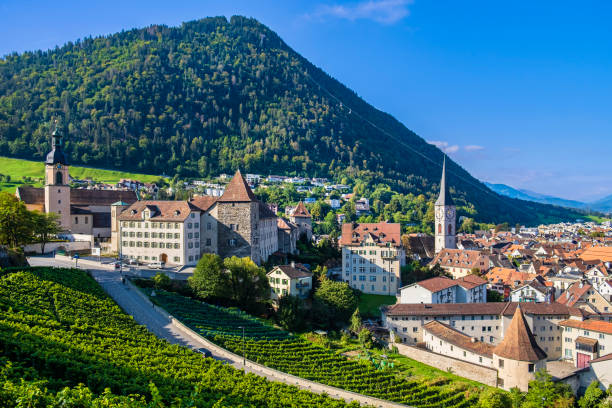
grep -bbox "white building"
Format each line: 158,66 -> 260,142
340,222 -> 405,295
399,275 -> 487,304
434,156 -> 456,254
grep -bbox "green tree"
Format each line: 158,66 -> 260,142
487,290 -> 504,302
0,192 -> 34,248
275,295 -> 307,332
152,272 -> 171,290
521,370 -> 574,408
578,381 -> 605,408
313,279 -> 358,328
188,253 -> 229,300
224,256 -> 270,311
350,309 -> 362,333
32,212 -> 61,254
477,388 -> 512,408
358,328 -> 373,349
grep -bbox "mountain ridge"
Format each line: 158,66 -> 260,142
0,15 -> 590,225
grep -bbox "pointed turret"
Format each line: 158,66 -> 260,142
494,305 -> 547,362
292,201 -> 311,218
218,170 -> 256,202
435,156 -> 454,206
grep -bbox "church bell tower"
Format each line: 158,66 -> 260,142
434,156 -> 456,254
44,120 -> 71,231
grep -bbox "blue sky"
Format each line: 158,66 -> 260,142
1,0 -> 611,201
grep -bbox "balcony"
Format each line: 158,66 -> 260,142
575,337 -> 598,354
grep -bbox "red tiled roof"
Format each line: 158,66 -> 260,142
431,249 -> 490,271
269,264 -> 313,279
189,195 -> 217,212
556,282 -> 592,307
339,222 -> 401,247
580,246 -> 612,263
493,306 -> 547,362
559,319 -> 612,335
118,200 -> 199,222
384,302 -> 573,317
590,353 -> 612,363
424,320 -> 495,358
417,277 -> 457,292
292,201 -> 311,218
217,170 -> 256,202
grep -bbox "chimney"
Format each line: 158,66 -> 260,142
291,261 -> 295,268
471,337 -> 477,343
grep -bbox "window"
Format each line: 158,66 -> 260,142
188,223 -> 192,229
412,327 -> 418,332
174,233 -> 180,239
206,238 -> 211,246
498,359 -> 504,368
207,222 -> 212,230
528,364 -> 535,373
195,242 -> 199,248
74,217 -> 78,224
173,256 -> 180,262
144,232 -> 149,238
174,243 -> 180,249
194,223 -> 199,228
370,276 -> 376,282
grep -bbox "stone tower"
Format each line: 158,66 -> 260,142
434,156 -> 456,254
492,305 -> 547,391
44,122 -> 71,231
290,201 -> 312,241
214,170 -> 261,264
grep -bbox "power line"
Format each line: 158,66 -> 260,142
300,69 -> 551,221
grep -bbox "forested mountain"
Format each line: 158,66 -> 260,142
0,16 -> 588,225
485,183 -> 588,210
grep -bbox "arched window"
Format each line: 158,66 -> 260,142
438,224 -> 442,233
55,171 -> 63,185
448,224 -> 452,234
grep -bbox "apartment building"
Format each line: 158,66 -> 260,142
384,302 -> 575,360
340,222 -> 405,295
560,318 -> 612,368
267,263 -> 313,300
399,275 -> 487,304
118,201 -> 201,266
430,249 -> 491,279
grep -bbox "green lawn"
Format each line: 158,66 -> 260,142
358,293 -> 397,317
0,156 -> 164,193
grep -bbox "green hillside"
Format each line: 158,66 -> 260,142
0,16 -> 588,225
0,267 -> 352,407
0,156 -> 163,192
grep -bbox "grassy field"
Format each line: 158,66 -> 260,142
0,156 -> 164,192
358,293 -> 397,318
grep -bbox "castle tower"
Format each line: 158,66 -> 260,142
492,305 -> 547,391
434,156 -> 456,254
44,122 -> 71,231
290,201 -> 312,241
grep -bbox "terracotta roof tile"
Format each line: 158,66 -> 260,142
493,306 -> 547,362
556,282 -> 592,307
424,320 -> 495,358
559,318 -> 612,335
16,186 -> 44,204
384,302 -> 572,317
580,246 -> 612,263
339,222 -> 401,247
269,264 -> 313,279
292,201 -> 311,217
217,170 -> 256,202
189,195 -> 217,212
118,200 -> 198,222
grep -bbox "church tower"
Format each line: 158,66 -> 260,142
434,156 -> 456,254
44,121 -> 71,231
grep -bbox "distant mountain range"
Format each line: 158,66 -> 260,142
485,183 -> 612,214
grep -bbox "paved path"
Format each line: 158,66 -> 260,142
27,256 -> 409,408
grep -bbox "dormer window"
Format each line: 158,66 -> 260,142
131,209 -> 137,215
175,210 -> 180,216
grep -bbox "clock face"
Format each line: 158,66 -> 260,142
446,208 -> 455,218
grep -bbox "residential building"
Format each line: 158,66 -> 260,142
267,263 -> 313,300
510,279 -> 553,303
434,156 -> 456,254
560,318 -> 612,369
399,275 -> 487,304
118,201 -> 201,266
431,249 -> 491,279
277,217 -> 298,254
556,281 -> 612,314
340,222 -> 405,295
424,320 -> 495,367
384,302 -> 574,360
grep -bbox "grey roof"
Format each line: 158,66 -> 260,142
45,148 -> 68,165
435,156 -> 454,206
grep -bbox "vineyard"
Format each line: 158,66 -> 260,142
0,267 -> 358,407
148,289 -> 484,408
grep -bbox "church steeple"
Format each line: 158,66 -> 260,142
435,155 -> 454,206
46,119 -> 68,166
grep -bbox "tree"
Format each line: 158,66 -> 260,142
0,192 -> 34,248
477,388 -> 511,408
358,328 -> 373,349
350,309 -> 362,333
32,212 -> 61,254
487,290 -> 504,302
223,256 -> 270,311
188,253 -> 229,300
578,381 -> 605,408
313,280 -> 358,328
275,295 -> 307,332
520,370 -> 574,408
152,272 -> 171,290
470,267 -> 481,275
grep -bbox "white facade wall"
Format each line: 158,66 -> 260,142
259,217 -> 278,263
385,312 -> 566,359
424,329 -> 493,367
561,325 -> 612,365
342,243 -> 405,295
510,286 -> 547,303
199,211 -> 218,255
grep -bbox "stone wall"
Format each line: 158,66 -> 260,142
394,343 -> 498,387
216,201 -> 258,263
24,240 -> 91,254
